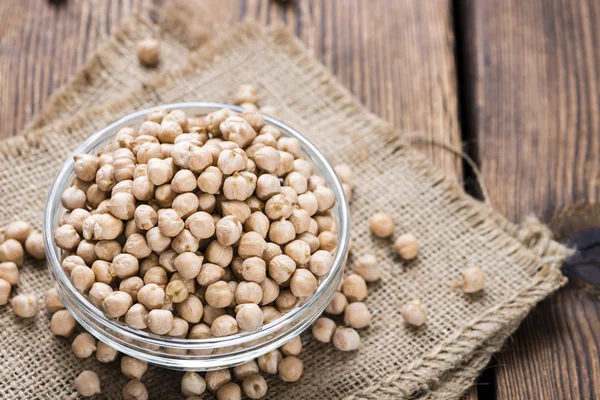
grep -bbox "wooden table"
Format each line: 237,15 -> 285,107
1,0 -> 598,398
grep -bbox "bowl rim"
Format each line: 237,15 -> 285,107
43,102 -> 350,350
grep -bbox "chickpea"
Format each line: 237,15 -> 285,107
89,282 -> 113,308
257,349 -> 282,375
244,211 -> 270,238
235,303 -> 263,332
206,369 -> 232,392
197,166 -> 223,194
198,193 -> 217,213
121,356 -> 148,380
401,299 -> 427,326
261,306 -> 281,324
461,266 -> 485,293
96,164 -> 116,192
218,148 -> 246,175
167,316 -> 189,338
206,281 -> 233,308
234,84 -> 258,105
325,292 -> 348,315
158,208 -> 185,237
134,205 -> 158,230
185,211 -> 215,240
147,157 -> 174,186
137,283 -> 165,310
102,291 -> 132,318
5,220 -> 31,243
111,179 -> 133,196
238,232 -> 267,260
296,233 -> 318,254
332,326 -> 361,351
220,116 -> 257,148
96,342 -> 119,363
255,174 -> 281,200
11,294 -> 39,318
284,240 -> 311,265
171,229 -> 200,254
122,379 -> 148,400
253,146 -> 280,173
120,276 -> 144,301
342,274 -> 368,302
71,265 -> 95,293
233,360 -> 259,381
268,219 -> 296,245
136,142 -> 163,163
61,186 -> 87,211
211,314 -> 238,337
44,287 -> 65,314
259,277 -> 279,306
318,231 -> 337,253
132,176 -> 154,201
72,332 -> 97,359
275,151 -> 294,177
172,192 -> 199,218
216,215 -> 243,246
281,335 -> 302,356
297,192 -> 318,216
278,356 -> 303,382
290,269 -> 318,297
196,263 -> 225,287
369,212 -> 395,238
0,262 -> 18,285
262,242 -> 282,265
308,218 -> 319,236
235,281 -> 263,305
125,303 -> 149,329
275,290 -> 298,313
264,194 -> 292,220
268,254 -> 296,284
110,253 -> 139,278
205,241 -> 233,268
394,233 -> 419,260
0,278 -> 10,305
53,225 -> 80,251
65,208 -> 91,234
137,38 -> 160,66
223,171 -> 257,201
147,309 -> 174,335
73,154 -> 99,182
154,184 -> 177,208
146,226 -> 171,253
344,302 -> 372,329
176,294 -> 204,324
166,279 -> 189,303
221,200 -> 252,224
74,370 -> 102,397
88,213 -> 124,240
51,309 -> 76,336
181,372 -> 206,396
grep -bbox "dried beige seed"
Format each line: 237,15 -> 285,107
261,306 -> 281,323
261,242 -> 282,265
242,374 -> 268,399
54,225 -> 80,251
235,303 -> 263,332
317,231 -> 337,253
94,240 -> 121,262
197,166 -> 223,194
120,276 -> 144,301
461,266 -> 484,293
23,231 -> 45,260
6,221 -> 31,243
102,291 -> 133,318
297,192 -> 318,216
259,277 -> 279,306
172,193 -> 199,218
167,317 -> 189,338
284,240 -> 311,265
137,283 -> 165,310
257,349 -> 282,375
234,84 -> 258,105
196,263 -> 225,287
137,38 -> 160,67
171,229 -> 200,254
394,233 -> 419,260
166,279 -> 189,303
74,370 -> 101,397
0,278 -> 10,305
235,281 -> 263,305
206,369 -> 232,392
244,211 -> 270,238
185,211 -> 216,240
205,241 -> 234,268
264,194 -> 292,220
181,372 -> 206,396
122,379 -> 149,400
401,300 -> 427,326
96,341 -> 119,363
342,274 -> 368,302
278,356 -> 303,382
121,356 -> 148,380
11,293 -> 38,318
147,309 -> 174,334
44,287 -> 65,313
233,361 -> 260,381
72,332 -> 97,359
125,303 -> 149,329
124,233 -> 152,259
216,382 -> 241,400
354,254 -> 381,282
216,215 -> 243,246
218,148 -> 246,175
281,335 -> 302,356
290,269 -> 318,297
332,326 -> 361,351
71,265 -> 95,293
134,205 -> 158,230
211,314 -> 238,337
89,282 -> 113,308
369,212 -> 394,238
174,251 -> 203,280
206,281 -> 233,308
51,309 -> 77,337
223,171 -> 257,201
255,174 -> 281,201
146,226 -> 171,253
61,186 -> 87,211
76,239 -> 97,265
74,154 -> 99,182
308,250 -> 334,276
107,192 -> 136,220
62,255 -> 85,274
268,219 -> 295,245
0,262 -> 18,285
111,253 -> 140,278
158,208 -> 185,237
344,302 -> 372,329
275,290 -> 298,313
312,317 -> 336,343
325,291 -> 348,315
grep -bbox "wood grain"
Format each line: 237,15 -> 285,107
459,0 -> 600,398
0,0 -> 462,178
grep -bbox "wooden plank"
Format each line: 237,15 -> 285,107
458,0 -> 600,398
0,0 -> 462,178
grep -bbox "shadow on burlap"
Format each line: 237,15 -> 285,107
0,5 -> 571,400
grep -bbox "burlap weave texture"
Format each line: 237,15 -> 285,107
0,8 -> 570,400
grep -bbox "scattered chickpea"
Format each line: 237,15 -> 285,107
401,300 -> 427,327
332,326 -> 361,351
51,309 -> 77,336
217,382 -> 242,400
122,379 -> 149,400
369,212 -> 394,238
0,261 -> 18,285
74,370 -> 101,397
242,373 -> 268,399
233,360 -> 259,381
354,254 -> 381,282
121,356 -> 148,380
342,274 -> 368,302
394,233 -> 419,260
44,287 -> 65,313
312,317 -> 336,343
257,349 -> 282,375
278,356 -> 304,382
6,221 -> 31,243
344,302 -> 372,329
72,332 -> 97,359
11,293 -> 38,318
0,278 -> 10,305
281,335 -> 302,356
325,291 -> 348,315
137,38 -> 160,67
461,266 -> 484,293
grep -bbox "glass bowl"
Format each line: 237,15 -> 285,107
43,102 -> 350,371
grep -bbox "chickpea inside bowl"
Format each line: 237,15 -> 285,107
43,102 -> 350,370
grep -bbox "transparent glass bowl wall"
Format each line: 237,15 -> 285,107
43,103 -> 350,371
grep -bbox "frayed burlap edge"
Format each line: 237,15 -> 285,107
0,11 -> 572,400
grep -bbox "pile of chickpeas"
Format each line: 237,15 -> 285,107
0,79 -> 486,399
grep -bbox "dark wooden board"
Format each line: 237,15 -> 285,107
458,0 -> 600,398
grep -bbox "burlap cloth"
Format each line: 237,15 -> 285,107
0,5 -> 571,400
